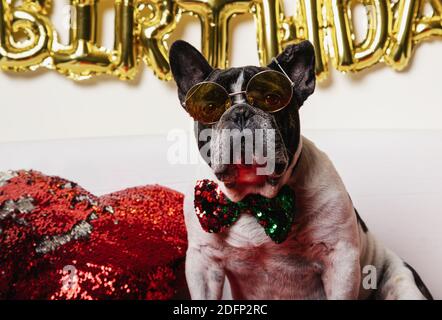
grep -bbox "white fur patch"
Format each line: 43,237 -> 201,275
230,70 -> 245,104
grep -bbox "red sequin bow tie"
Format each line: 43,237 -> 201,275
194,180 -> 296,243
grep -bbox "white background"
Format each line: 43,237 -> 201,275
0,1 -> 441,299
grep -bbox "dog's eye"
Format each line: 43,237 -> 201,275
203,103 -> 218,114
265,94 -> 281,106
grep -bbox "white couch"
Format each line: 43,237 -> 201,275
1,129 -> 441,299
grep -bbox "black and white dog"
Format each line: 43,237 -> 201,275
169,40 -> 433,300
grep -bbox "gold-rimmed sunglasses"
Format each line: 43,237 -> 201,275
183,58 -> 295,124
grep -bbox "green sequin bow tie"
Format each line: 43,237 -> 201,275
194,179 -> 296,243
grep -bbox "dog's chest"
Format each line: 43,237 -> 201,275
220,214 -> 327,299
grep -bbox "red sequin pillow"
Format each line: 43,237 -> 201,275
0,170 -> 189,300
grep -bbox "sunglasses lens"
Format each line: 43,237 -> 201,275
246,71 -> 293,112
185,83 -> 230,124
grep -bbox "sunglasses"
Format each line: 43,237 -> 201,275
183,58 -> 295,124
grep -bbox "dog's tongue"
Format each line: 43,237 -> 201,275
236,165 -> 267,185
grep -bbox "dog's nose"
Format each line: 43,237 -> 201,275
229,104 -> 252,129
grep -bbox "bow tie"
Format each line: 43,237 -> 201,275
194,179 -> 297,243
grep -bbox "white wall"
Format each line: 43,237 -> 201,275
0,3 -> 441,143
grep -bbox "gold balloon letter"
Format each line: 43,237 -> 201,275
327,0 -> 391,72
384,0 -> 419,70
415,0 -> 442,41
138,0 -> 179,81
114,0 -> 139,80
0,0 -> 52,71
282,0 -> 329,81
52,0 -> 113,80
176,0 -> 250,69
252,0 -> 283,65
386,0 -> 442,70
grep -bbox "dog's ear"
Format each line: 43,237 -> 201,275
169,40 -> 213,104
268,40 -> 316,107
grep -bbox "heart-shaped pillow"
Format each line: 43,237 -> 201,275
0,170 -> 189,300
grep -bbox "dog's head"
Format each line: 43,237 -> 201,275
169,40 -> 315,201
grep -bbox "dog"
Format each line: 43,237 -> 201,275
169,40 -> 433,300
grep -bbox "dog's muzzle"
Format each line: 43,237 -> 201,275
210,104 -> 289,189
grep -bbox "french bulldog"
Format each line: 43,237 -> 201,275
169,40 -> 433,300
